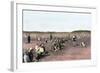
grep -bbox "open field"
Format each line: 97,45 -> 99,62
23,31 -> 91,62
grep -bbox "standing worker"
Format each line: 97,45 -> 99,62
27,34 -> 31,43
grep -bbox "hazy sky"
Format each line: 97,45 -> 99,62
23,10 -> 92,32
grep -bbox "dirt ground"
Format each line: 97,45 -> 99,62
40,47 -> 91,61
23,31 -> 91,62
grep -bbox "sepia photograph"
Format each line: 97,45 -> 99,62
22,9 -> 91,63
11,2 -> 97,71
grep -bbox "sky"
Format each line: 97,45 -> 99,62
23,10 -> 92,32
